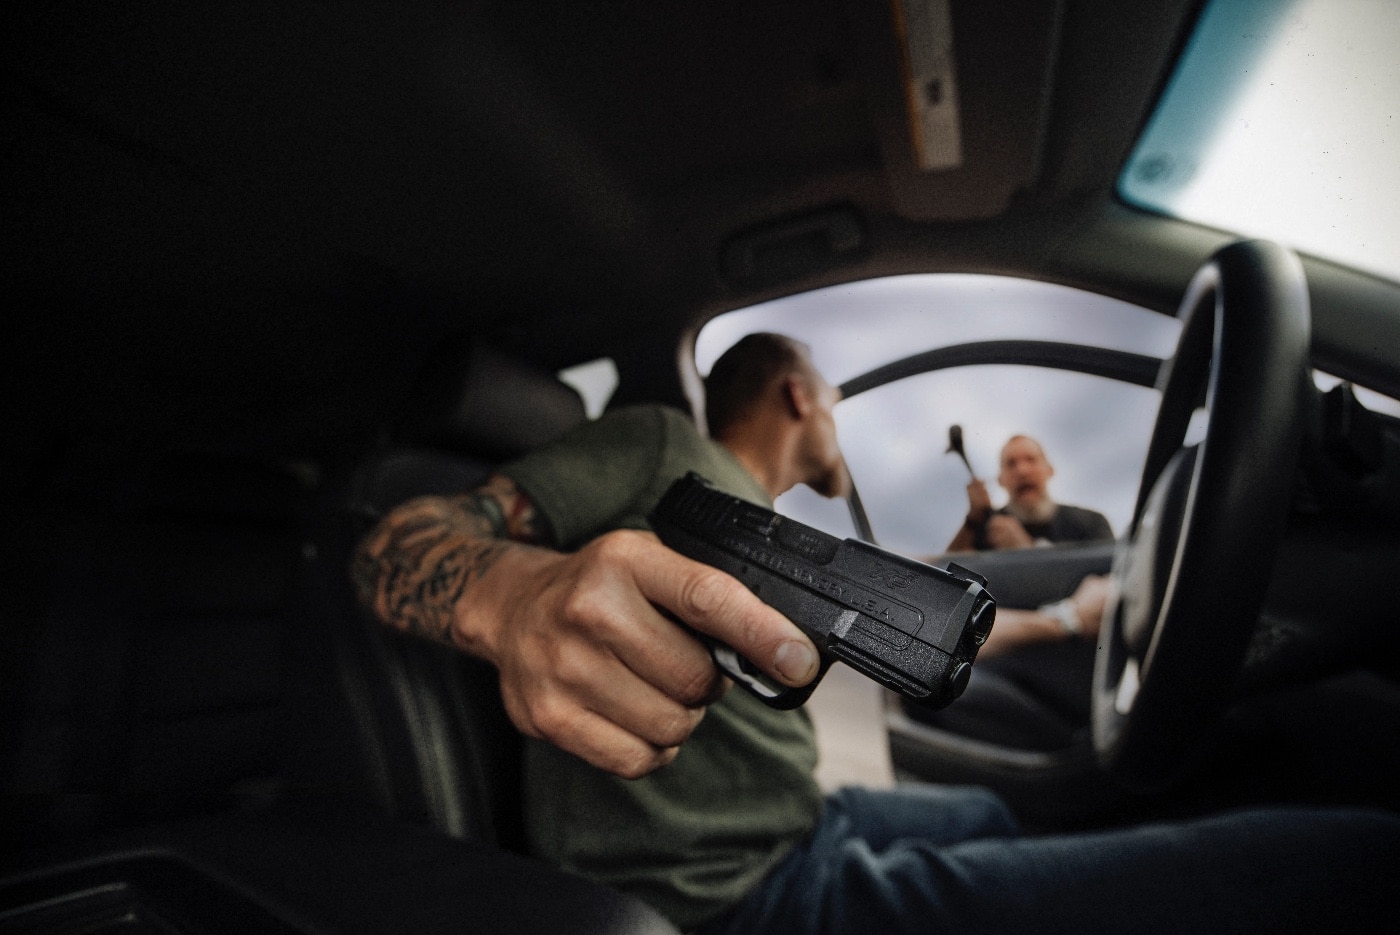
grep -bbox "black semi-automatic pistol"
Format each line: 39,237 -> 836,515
649,472 -> 996,710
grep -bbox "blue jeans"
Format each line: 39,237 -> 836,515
697,784 -> 1400,935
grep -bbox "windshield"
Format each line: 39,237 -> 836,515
1119,0 -> 1400,285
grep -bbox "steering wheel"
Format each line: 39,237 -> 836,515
1092,240 -> 1312,789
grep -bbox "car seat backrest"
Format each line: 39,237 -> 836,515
395,332 -> 588,462
316,337 -> 587,850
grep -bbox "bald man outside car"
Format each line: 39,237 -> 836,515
947,434 -> 1112,553
925,433 -> 1117,749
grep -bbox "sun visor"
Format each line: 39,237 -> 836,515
857,0 -> 1060,220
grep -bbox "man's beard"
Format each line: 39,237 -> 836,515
1006,496 -> 1057,525
808,456 -> 852,500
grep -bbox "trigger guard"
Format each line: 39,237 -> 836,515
712,645 -> 782,699
710,644 -> 827,709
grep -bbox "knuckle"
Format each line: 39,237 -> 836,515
552,645 -> 601,691
506,693 -> 550,742
674,659 -> 723,707
653,706 -> 704,748
589,528 -> 643,565
615,745 -> 676,780
529,695 -> 576,745
675,566 -> 738,620
612,755 -> 652,781
558,587 -> 609,633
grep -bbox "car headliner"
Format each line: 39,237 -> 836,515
6,0 -> 1399,465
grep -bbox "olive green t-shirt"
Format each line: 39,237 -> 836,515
501,405 -> 823,930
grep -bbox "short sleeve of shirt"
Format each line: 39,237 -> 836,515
500,404 -> 766,550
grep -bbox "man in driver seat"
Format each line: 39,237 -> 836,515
354,332 -> 1398,934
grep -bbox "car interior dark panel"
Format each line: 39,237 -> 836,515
0,808 -> 677,935
6,0 -> 1399,930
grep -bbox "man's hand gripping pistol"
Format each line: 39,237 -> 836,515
650,473 -> 996,709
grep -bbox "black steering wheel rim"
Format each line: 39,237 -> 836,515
1092,240 -> 1313,789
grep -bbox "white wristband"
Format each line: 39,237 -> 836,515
1038,598 -> 1081,636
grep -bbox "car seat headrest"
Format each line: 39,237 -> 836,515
397,336 -> 587,460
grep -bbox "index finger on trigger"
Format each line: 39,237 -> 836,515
638,536 -> 820,689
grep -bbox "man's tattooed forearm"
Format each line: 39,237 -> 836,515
351,493 -> 516,644
358,537 -> 508,643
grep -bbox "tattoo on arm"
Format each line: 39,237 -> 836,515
451,474 -> 550,544
350,475 -> 551,644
